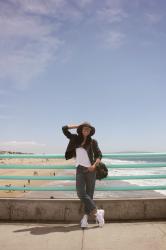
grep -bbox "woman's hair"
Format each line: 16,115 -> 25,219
77,134 -> 92,150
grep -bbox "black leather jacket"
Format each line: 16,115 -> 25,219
62,125 -> 102,165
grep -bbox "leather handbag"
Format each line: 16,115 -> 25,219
95,161 -> 108,180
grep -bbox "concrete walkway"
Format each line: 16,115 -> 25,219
0,221 -> 166,250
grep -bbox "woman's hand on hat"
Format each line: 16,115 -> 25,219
67,125 -> 79,129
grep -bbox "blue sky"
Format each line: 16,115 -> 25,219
0,0 -> 166,153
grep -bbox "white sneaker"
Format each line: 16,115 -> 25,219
96,209 -> 105,227
80,214 -> 88,228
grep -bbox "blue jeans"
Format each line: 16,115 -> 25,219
76,165 -> 97,215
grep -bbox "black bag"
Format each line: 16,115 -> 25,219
95,162 -> 108,180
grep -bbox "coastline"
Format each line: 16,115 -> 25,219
0,158 -> 75,198
0,158 -> 165,199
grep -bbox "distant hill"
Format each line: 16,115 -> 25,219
0,151 -> 33,154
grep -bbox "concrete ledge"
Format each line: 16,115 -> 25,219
0,198 -> 166,222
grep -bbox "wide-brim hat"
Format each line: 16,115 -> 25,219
77,122 -> 95,136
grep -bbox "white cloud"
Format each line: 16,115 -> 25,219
97,7 -> 128,23
96,2 -> 127,50
0,140 -> 46,152
0,0 -> 86,89
0,5 -> 63,89
145,12 -> 162,24
10,0 -> 84,22
12,0 -> 65,16
103,31 -> 125,49
76,0 -> 94,8
105,0 -> 125,8
0,0 -> 98,89
1,141 -> 46,147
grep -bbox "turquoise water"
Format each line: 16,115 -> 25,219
103,157 -> 166,197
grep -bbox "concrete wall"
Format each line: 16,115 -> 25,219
0,198 -> 166,222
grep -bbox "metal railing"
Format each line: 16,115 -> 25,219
0,153 -> 166,192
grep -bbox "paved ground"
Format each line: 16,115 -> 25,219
0,220 -> 166,250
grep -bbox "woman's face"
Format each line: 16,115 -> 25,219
82,126 -> 91,137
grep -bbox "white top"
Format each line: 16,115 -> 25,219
75,147 -> 91,168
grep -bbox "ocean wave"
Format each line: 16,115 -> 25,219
102,158 -> 166,196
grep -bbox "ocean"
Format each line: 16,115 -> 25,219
23,156 -> 166,199
103,157 -> 166,197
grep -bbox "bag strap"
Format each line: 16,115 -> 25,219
90,139 -> 95,161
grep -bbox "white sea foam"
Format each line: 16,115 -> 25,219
102,158 -> 166,196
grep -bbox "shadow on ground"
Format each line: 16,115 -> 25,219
13,224 -> 99,235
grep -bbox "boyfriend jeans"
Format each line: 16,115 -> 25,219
76,164 -> 97,216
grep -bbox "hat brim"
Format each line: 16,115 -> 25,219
77,124 -> 95,136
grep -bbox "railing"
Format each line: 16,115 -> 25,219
0,153 -> 166,192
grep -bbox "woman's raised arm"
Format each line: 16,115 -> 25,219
62,124 -> 79,139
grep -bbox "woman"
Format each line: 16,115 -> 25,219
62,122 -> 105,228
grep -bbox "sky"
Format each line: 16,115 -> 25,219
0,0 -> 166,154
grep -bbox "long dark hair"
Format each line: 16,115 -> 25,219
76,134 -> 92,150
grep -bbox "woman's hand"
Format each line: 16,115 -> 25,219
88,159 -> 100,172
68,125 -> 79,129
88,164 -> 96,172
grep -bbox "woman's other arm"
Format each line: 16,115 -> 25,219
62,124 -> 79,139
93,139 -> 102,161
88,139 -> 102,172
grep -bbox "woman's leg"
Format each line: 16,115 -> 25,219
85,170 -> 98,217
85,170 -> 96,199
76,165 -> 97,215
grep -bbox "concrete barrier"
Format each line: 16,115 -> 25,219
0,198 -> 166,222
